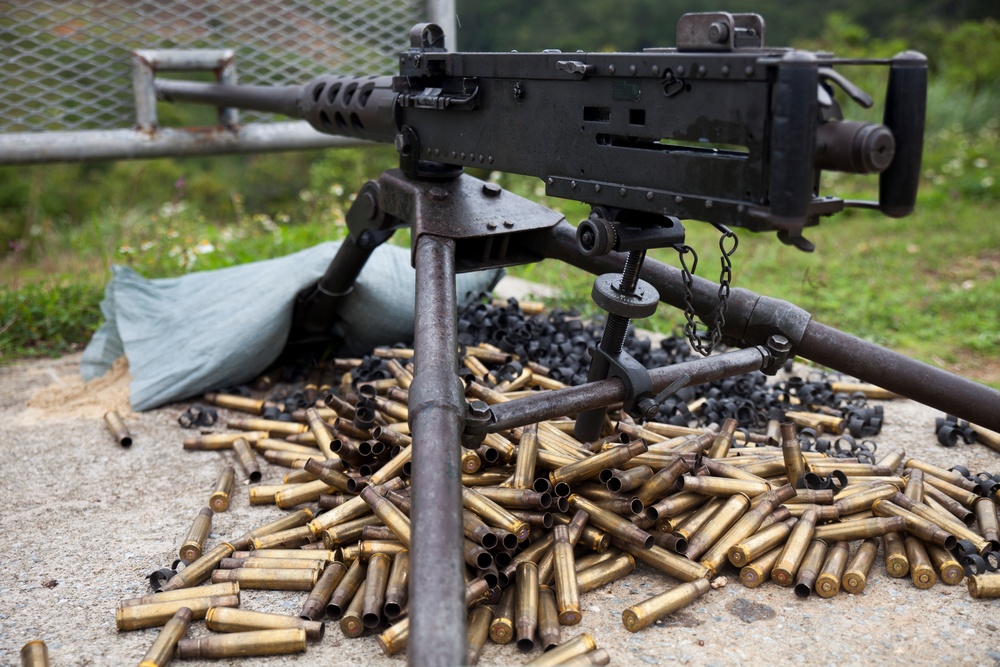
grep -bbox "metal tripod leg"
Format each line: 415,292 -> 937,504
408,234 -> 467,667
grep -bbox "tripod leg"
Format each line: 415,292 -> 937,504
407,234 -> 467,667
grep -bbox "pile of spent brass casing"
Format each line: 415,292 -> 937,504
114,310 -> 1000,665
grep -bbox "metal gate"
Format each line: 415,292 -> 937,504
0,1 -> 455,164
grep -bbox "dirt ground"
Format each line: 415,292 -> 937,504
2,347 -> 1000,666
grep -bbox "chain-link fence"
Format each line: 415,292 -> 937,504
0,1 -> 454,163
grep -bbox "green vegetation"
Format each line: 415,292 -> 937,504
1,9 -> 997,388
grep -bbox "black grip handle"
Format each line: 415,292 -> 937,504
768,52 -> 819,231
878,51 -> 927,218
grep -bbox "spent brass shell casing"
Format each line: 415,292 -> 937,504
250,525 -> 316,551
490,585 -> 516,644
904,458 -> 979,493
568,495 -> 653,549
104,410 -> 133,447
176,628 -> 306,658
227,417 -> 307,435
728,517 -> 797,568
813,516 -> 906,543
304,406 -> 336,459
320,514 -> 383,549
700,484 -> 795,575
780,421 -> 805,487
209,466 -> 236,512
375,617 -> 409,656
975,497 -> 1000,549
119,581 -> 241,608
360,485 -> 412,548
900,493 -> 990,554
904,536 -> 937,589
512,422 -> 540,490
301,561 -> 347,621
184,431 -> 268,450
360,540 -> 408,561
549,440 -> 647,487
739,545 -> 784,588
206,606 -> 324,641
842,538 -> 879,594
362,552 -> 392,629
211,567 -> 320,591
340,580 -> 368,638
832,483 -> 898,516
537,586 -> 562,651
622,577 -> 711,632
158,542 -> 235,592
635,457 -> 690,507
553,524 -> 582,625
607,465 -> 654,493
137,606 -> 191,667
383,551 -> 409,619
516,561 -> 540,652
706,418 -> 738,459
232,437 -> 261,482
463,487 -> 531,542
926,542 -> 964,585
872,498 -> 957,550
116,594 -> 239,631
678,475 -> 771,498
179,506 -> 214,562
904,468 -> 925,502
815,540 -> 850,598
230,547 -> 334,562
793,539 -> 829,598
883,532 -> 910,577
220,556 -> 323,570
967,573 -> 1000,598
20,640 -> 49,667
618,541 -> 710,582
577,553 -> 636,594
524,633 -> 598,666
203,392 -> 264,413
771,508 -> 818,587
467,604 -> 495,665
685,493 -> 750,561
328,559 -> 366,620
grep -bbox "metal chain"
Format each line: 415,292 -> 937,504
675,225 -> 739,356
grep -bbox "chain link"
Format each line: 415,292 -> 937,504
675,225 -> 739,356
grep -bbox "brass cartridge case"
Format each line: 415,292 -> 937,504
771,508 -> 818,587
924,473 -> 980,508
328,559 -> 365,619
832,484 -> 897,517
549,440 -> 648,486
462,487 -> 530,542
924,488 -> 976,527
491,585 -> 517,644
904,468 -> 925,502
740,545 -> 783,588
362,552 -> 392,629
674,498 -> 724,542
701,458 -> 769,485
184,431 -> 268,450
622,578 -> 711,632
119,581 -> 241,608
116,594 -> 238,631
464,509 -> 499,549
785,411 -> 846,433
500,532 -> 554,584
376,618 -> 409,656
513,422 -> 540,490
516,561 -> 540,651
525,633 -> 598,666
177,628 -> 306,658
700,484 -> 796,575
557,648 -> 611,666
19,640 -> 48,667
320,514 -> 383,549
212,567 -> 320,591
359,540 -> 408,561
706,418 -> 738,459
206,606 -> 323,641
574,548 -> 620,573
728,517 -> 797,568
476,486 -> 551,511
248,484 -> 296,505
250,526 -> 315,551
877,448 -> 906,474
203,392 -> 264,413
606,465 -> 654,493
618,541 -> 711,582
360,485 -> 411,548
255,438 -> 320,456
975,497 -> 1000,549
179,506 -> 214,562
808,461 -> 892,477
220,557 -> 323,570
815,540 -> 849,598
568,494 -> 653,549
685,493 -> 750,561
883,532 -> 910,577
539,510 -> 588,585
679,475 -> 771,498
904,458 -> 980,493
230,547 -> 335,562
926,543 -> 964,585
813,516 -> 906,543
301,561 -> 347,620
367,443 -> 412,487
635,457 -> 690,506
137,606 -> 191,667
104,410 -> 132,447
552,524 -> 582,625
577,552 -> 636,593
340,580 -> 368,638
904,536 -> 936,589
383,551 -> 409,619
229,417 -> 307,435
275,479 -> 339,510
793,539 -> 829,598
304,406 -> 336,459
967,573 -> 1000,598
780,422 -> 806,487
209,466 -> 236,512
467,604 -> 494,665
308,491 -> 378,537
538,586 -> 561,651
159,542 -> 235,592
842,538 -> 879,594
871,499 -> 957,549
830,381 -> 900,399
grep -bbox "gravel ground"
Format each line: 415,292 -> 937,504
2,339 -> 1000,666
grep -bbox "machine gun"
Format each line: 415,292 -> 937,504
156,13 -> 999,666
